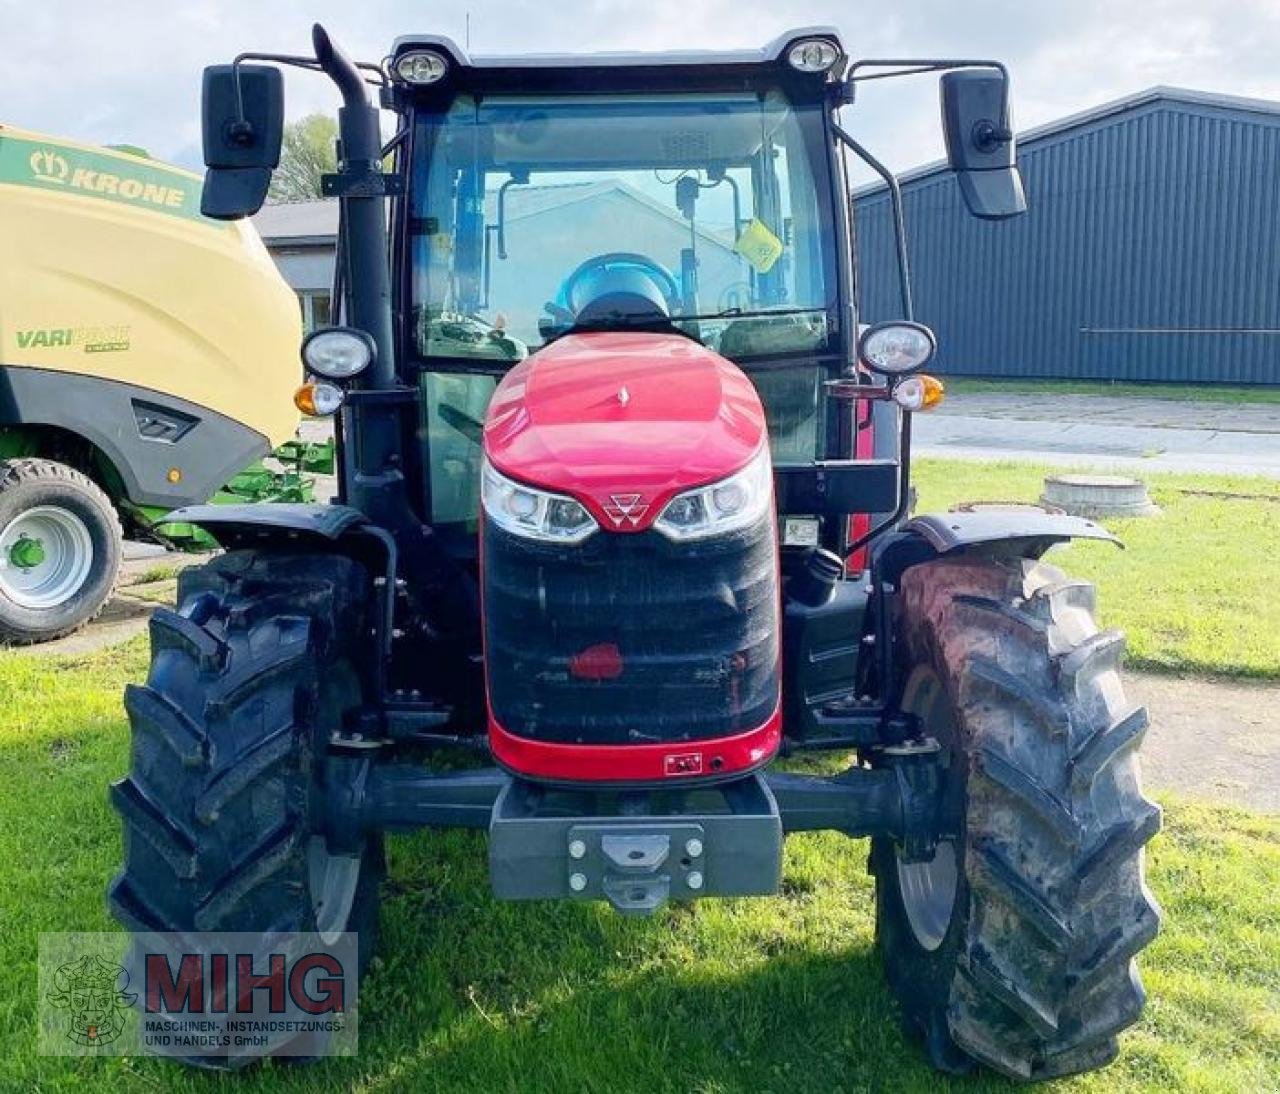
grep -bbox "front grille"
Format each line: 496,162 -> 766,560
483,519 -> 779,746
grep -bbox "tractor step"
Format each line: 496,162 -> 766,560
488,774 -> 783,915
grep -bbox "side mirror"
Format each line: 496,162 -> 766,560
200,64 -> 284,220
940,69 -> 1027,221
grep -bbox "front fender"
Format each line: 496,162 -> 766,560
160,502 -> 367,550
903,510 -> 1119,555
871,509 -> 1119,589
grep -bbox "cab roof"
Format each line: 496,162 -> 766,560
390,27 -> 845,73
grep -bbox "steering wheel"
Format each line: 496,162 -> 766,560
558,252 -> 680,314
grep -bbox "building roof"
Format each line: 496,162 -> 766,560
487,180 -> 605,221
253,180 -> 737,250
252,200 -> 338,246
853,85 -> 1280,198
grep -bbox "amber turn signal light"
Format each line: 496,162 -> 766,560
891,374 -> 945,412
294,381 -> 344,417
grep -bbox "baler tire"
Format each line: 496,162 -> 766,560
107,550 -> 383,1068
871,555 -> 1161,1081
0,458 -> 121,644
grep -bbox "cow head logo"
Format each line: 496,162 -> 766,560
29,148 -> 69,184
46,955 -> 137,1047
603,493 -> 649,528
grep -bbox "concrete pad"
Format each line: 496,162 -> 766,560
917,393 -> 1280,476
119,546 -> 212,585
12,593 -> 153,658
935,394 -> 1280,433
1129,672 -> 1280,813
122,540 -> 168,562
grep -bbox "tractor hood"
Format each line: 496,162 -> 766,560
482,331 -> 766,532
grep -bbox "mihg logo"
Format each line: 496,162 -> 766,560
29,148 -> 69,184
39,931 -> 360,1060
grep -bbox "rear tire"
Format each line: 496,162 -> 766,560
872,555 -> 1161,1081
0,458 -> 121,644
108,550 -> 383,1068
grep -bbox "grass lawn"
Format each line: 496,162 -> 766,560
913,460 -> 1280,679
943,378 -> 1280,404
0,644 -> 1277,1092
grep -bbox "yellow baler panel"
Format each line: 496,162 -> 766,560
0,126 -> 301,449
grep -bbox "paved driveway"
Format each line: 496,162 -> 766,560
917,393 -> 1280,476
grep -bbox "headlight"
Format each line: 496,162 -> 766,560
302,327 -> 375,380
654,446 -> 773,542
786,38 -> 842,74
481,460 -> 598,544
858,321 -> 937,375
394,50 -> 449,85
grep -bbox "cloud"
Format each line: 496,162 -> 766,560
4,0 -> 1279,174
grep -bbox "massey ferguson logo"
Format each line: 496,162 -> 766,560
30,148 -> 69,184
603,493 -> 649,528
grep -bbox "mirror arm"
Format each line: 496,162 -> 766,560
227,52 -> 318,144
843,58 -> 1012,148
219,47 -> 385,159
846,59 -> 1008,94
833,122 -> 913,321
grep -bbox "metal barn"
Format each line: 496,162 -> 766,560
853,87 -> 1280,385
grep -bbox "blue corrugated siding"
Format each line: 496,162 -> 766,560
854,100 -> 1280,384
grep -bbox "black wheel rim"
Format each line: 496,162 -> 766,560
307,837 -> 362,945
309,661 -> 365,945
895,665 -> 961,953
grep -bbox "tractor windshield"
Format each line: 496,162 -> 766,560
408,90 -> 837,363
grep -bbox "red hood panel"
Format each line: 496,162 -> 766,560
484,332 -> 766,532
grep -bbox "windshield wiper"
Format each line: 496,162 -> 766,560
699,305 -> 829,321
579,305 -> 828,329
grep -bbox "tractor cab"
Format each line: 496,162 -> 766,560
399,32 -> 858,561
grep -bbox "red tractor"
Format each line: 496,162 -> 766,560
109,25 -> 1160,1079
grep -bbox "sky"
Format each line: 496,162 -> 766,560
4,0 -> 1280,180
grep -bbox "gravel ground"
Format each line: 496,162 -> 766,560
917,392 -> 1280,475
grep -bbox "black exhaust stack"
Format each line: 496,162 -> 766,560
312,25 -> 395,389
311,25 -> 412,528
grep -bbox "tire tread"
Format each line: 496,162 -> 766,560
875,554 -> 1161,1081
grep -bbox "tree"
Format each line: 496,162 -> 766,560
268,113 -> 337,202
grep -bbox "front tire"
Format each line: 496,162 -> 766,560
108,551 -> 383,1068
873,555 -> 1161,1080
0,459 -> 121,644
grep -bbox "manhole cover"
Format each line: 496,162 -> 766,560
1041,474 -> 1159,518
